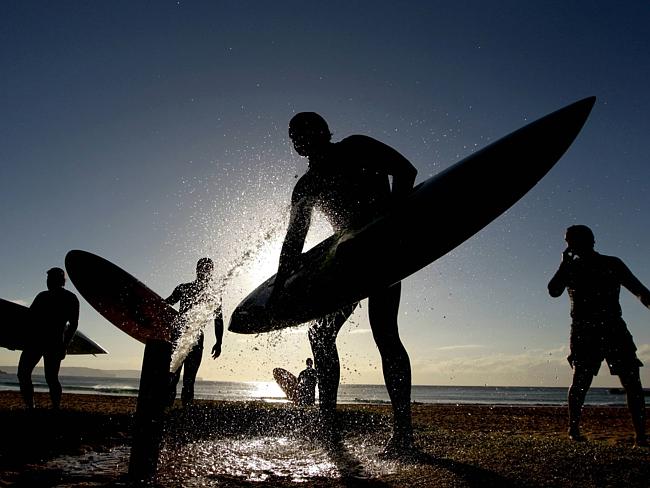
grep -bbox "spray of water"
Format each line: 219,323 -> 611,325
169,224 -> 287,372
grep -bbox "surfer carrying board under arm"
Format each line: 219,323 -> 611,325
165,257 -> 224,407
18,267 -> 79,409
271,112 -> 417,455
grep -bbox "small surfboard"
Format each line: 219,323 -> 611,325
273,367 -> 299,403
0,297 -> 108,355
65,250 -> 177,343
229,96 -> 596,334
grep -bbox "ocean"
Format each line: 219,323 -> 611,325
0,373 -> 630,406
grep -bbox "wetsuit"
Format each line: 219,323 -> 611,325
18,287 -> 79,408
278,134 -> 417,439
166,281 -> 222,406
297,366 -> 318,406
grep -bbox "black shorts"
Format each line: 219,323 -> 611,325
568,317 -> 643,376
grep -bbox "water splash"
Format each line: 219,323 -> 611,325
43,436 -> 400,486
169,294 -> 220,373
157,436 -> 398,485
169,223 -> 287,373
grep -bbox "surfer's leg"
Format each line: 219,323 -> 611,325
181,340 -> 203,406
368,282 -> 414,450
168,367 -> 182,407
568,367 -> 593,441
17,349 -> 41,409
308,303 -> 356,414
43,352 -> 62,409
618,368 -> 647,446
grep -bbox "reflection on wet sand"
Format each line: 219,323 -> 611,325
4,393 -> 650,487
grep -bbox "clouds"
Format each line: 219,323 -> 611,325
436,344 -> 488,351
411,343 -> 650,388
412,345 -> 571,386
349,328 -> 372,335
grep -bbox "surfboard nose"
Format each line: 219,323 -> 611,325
554,95 -> 596,141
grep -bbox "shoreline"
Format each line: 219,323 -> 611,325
0,381 -> 632,408
0,386 -> 628,408
1,391 -> 648,487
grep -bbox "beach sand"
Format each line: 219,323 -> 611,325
1,391 -> 649,487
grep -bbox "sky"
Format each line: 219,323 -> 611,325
1,1 -> 649,388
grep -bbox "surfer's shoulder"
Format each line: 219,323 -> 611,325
338,134 -> 379,148
62,288 -> 79,303
596,252 -> 623,266
591,253 -> 631,275
170,282 -> 193,299
292,172 -> 317,200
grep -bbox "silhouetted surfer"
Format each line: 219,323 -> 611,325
297,357 -> 318,406
17,267 -> 79,409
272,112 -> 417,455
165,257 -> 223,407
548,225 -> 650,446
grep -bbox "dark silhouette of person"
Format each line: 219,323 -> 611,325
165,257 -> 223,407
548,225 -> 650,446
272,112 -> 417,454
297,357 -> 318,406
17,267 -> 79,409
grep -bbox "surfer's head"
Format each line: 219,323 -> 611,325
565,225 -> 595,253
46,267 -> 66,289
196,257 -> 214,282
289,112 -> 332,157
306,358 -> 313,368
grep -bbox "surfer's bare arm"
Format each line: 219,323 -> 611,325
618,259 -> 650,309
367,137 -> 417,197
388,155 -> 417,197
275,181 -> 314,289
547,252 -> 572,297
211,306 -> 224,359
165,286 -> 182,306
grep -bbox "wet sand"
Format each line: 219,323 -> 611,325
0,391 -> 649,487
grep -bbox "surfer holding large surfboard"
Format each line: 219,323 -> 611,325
271,112 -> 418,455
17,267 -> 80,409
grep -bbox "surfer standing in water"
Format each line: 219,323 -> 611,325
548,225 -> 650,446
272,112 -> 417,455
165,257 -> 224,407
297,357 -> 318,406
17,267 -> 79,409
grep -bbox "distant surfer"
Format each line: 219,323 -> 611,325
271,112 -> 417,455
17,267 -> 79,409
165,257 -> 223,407
297,358 -> 318,406
548,225 -> 650,446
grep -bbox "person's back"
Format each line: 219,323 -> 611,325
18,267 -> 79,409
297,358 -> 318,406
30,287 -> 79,346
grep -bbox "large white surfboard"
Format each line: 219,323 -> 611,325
229,97 -> 596,334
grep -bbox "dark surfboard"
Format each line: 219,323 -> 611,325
65,250 -> 177,343
0,297 -> 108,355
229,96 -> 596,334
273,367 -> 299,403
